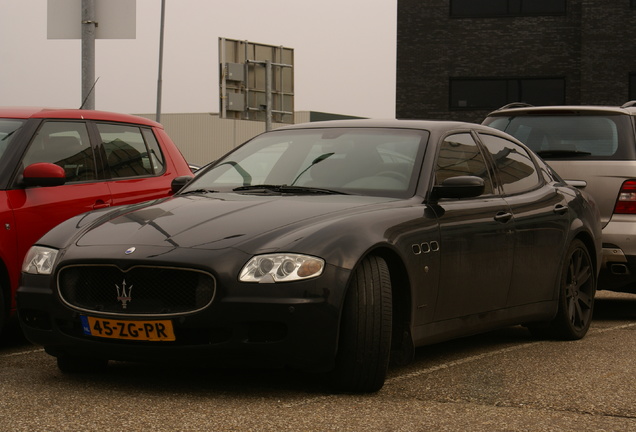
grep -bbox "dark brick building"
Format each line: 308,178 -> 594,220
396,0 -> 636,123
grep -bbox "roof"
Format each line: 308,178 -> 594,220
0,107 -> 163,127
486,103 -> 636,117
276,118 -> 492,132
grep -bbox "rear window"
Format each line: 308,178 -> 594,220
485,114 -> 635,160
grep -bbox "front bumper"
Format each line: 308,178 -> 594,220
17,265 -> 349,373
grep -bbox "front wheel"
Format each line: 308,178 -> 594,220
529,239 -> 596,340
330,255 -> 392,393
0,290 -> 6,340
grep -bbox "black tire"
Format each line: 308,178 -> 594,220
57,355 -> 109,374
330,255 -> 392,393
529,239 -> 596,340
0,291 -> 6,341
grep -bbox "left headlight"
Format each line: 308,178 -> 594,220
22,246 -> 59,275
239,253 -> 325,283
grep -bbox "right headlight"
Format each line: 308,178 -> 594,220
22,246 -> 59,275
239,253 -> 325,283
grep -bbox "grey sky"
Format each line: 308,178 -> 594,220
0,0 -> 397,118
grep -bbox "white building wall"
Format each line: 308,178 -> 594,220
137,112 -> 311,166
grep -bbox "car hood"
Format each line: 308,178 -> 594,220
75,193 -> 400,252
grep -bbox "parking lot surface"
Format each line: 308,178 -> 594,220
2,291 -> 636,431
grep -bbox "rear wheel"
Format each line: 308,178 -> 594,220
330,255 -> 392,393
57,355 -> 109,374
529,239 -> 596,340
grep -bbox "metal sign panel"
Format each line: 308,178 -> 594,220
47,0 -> 136,39
219,38 -> 294,126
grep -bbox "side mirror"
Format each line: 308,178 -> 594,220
23,163 -> 66,187
431,176 -> 485,200
171,175 -> 194,194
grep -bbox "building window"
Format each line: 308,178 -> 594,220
450,78 -> 565,110
450,0 -> 566,17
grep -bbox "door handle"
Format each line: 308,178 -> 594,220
553,204 -> 568,215
494,211 -> 513,223
93,200 -> 111,210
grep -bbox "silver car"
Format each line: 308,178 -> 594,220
483,102 -> 636,292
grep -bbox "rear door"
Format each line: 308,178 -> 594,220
477,132 -> 569,305
94,123 -> 173,206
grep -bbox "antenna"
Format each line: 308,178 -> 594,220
79,77 -> 100,109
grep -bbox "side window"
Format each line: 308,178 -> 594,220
98,123 -> 160,179
23,121 -> 95,182
478,134 -> 541,196
141,129 -> 166,174
435,133 -> 493,195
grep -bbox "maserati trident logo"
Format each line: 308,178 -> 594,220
116,279 -> 133,309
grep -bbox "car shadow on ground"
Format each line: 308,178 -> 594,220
0,316 -> 28,348
56,359 -> 335,396
592,290 -> 636,321
82,324 -> 538,396
5,291 -> 636,395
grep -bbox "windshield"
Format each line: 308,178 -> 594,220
183,127 -> 429,198
0,119 -> 26,160
486,114 -> 635,160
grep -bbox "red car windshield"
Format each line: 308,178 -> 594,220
0,118 -> 26,159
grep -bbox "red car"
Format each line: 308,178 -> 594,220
0,107 -> 193,337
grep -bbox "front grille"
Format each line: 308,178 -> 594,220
58,265 -> 216,316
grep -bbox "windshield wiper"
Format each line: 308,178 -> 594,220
179,188 -> 218,195
536,149 -> 592,158
233,184 -> 348,195
279,185 -> 348,195
1,125 -> 22,141
290,152 -> 334,185
233,184 -> 284,193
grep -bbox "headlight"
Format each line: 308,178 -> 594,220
239,253 -> 325,283
22,246 -> 59,275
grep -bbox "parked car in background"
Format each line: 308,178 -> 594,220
0,107 -> 192,338
483,102 -> 636,293
17,119 -> 601,393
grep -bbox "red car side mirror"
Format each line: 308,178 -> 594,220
23,163 -> 66,187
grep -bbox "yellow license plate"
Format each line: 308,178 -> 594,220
81,316 -> 175,341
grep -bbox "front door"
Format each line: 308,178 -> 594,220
10,120 -> 112,289
431,133 -> 515,321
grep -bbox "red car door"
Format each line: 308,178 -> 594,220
9,183 -> 111,264
96,123 -> 177,205
9,120 -> 112,292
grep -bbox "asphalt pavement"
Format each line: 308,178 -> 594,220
1,291 -> 636,431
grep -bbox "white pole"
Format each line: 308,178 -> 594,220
81,0 -> 96,109
156,0 -> 166,123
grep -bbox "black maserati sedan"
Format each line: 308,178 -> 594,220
17,119 -> 601,393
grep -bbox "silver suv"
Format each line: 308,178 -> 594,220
483,102 -> 636,293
